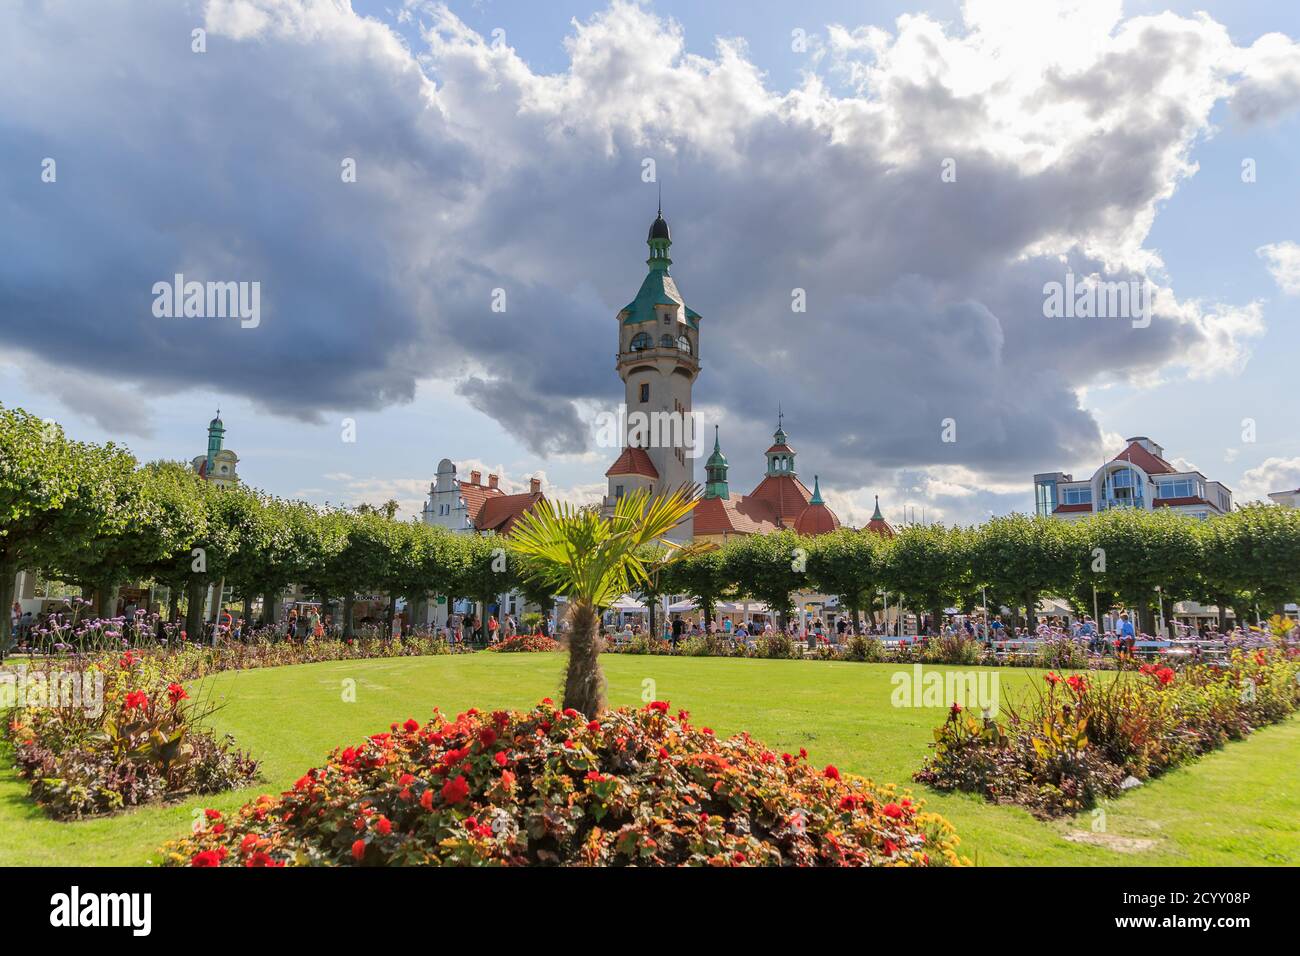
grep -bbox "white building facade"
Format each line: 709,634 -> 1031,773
1035,436 -> 1234,522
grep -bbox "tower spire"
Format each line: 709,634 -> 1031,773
704,424 -> 729,500
810,474 -> 824,505
872,495 -> 884,521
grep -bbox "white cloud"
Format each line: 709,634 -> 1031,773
1257,241 -> 1300,295
1237,456 -> 1300,502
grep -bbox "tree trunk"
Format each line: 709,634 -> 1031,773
185,578 -> 206,642
263,591 -> 280,627
646,596 -> 657,636
701,600 -> 713,632
930,600 -> 943,636
342,595 -> 355,639
852,606 -> 862,633
168,589 -> 181,623
96,581 -> 118,619
562,602 -> 606,718
1135,598 -> 1151,637
0,561 -> 16,657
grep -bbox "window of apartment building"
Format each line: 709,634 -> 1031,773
639,383 -> 649,402
1157,477 -> 1196,499
1062,486 -> 1091,505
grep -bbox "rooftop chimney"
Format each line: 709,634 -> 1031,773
469,469 -> 482,486
488,473 -> 499,490
529,477 -> 541,494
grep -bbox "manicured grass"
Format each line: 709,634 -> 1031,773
2,653 -> 1296,866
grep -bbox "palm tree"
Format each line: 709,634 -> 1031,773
509,486 -> 699,717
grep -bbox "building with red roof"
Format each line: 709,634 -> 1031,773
1034,436 -> 1234,521
692,420 -> 844,545
421,458 -> 545,536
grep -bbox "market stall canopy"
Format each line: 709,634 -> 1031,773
608,594 -> 648,612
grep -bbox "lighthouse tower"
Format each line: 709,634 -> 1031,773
603,205 -> 701,541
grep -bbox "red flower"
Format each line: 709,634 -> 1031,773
839,794 -> 866,811
585,771 -> 606,783
478,727 -> 498,747
647,701 -> 670,713
563,708 -> 580,719
204,808 -> 222,821
882,803 -> 904,819
494,751 -> 509,767
1045,672 -> 1063,686
420,789 -> 434,811
949,702 -> 962,716
824,765 -> 841,781
191,850 -> 222,867
500,770 -> 516,788
124,690 -> 149,711
398,773 -> 415,787
883,839 -> 898,857
351,839 -> 366,862
441,775 -> 469,804
1066,674 -> 1087,695
167,683 -> 188,705
403,718 -> 420,734
211,823 -> 225,835
376,816 -> 392,836
586,720 -> 600,732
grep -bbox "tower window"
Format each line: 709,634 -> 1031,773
676,335 -> 691,354
660,334 -> 674,348
630,332 -> 651,351
615,484 -> 624,499
639,383 -> 649,403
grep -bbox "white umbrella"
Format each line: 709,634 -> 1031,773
667,598 -> 697,613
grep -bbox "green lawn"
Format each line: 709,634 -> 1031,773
2,653 -> 1297,866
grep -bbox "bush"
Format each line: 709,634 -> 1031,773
915,646 -> 1300,819
486,634 -> 559,653
844,635 -> 886,662
920,635 -> 984,666
756,632 -> 797,659
159,699 -> 965,867
4,652 -> 258,819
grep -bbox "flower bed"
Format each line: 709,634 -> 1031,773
914,643 -> 1300,819
159,699 -> 965,867
486,634 -> 559,653
4,651 -> 258,819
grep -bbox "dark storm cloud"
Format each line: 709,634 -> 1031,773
0,0 -> 1288,501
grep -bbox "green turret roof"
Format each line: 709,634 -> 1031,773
706,424 -> 728,469
620,271 -> 701,328
810,475 -> 824,505
620,208 -> 700,329
871,495 -> 884,521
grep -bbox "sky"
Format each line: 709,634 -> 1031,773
2,0 -> 1299,528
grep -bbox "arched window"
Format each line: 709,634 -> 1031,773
676,335 -> 691,354
660,334 -> 674,348
629,332 -> 651,351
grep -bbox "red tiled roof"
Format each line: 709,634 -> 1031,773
747,474 -> 813,523
1112,441 -> 1176,475
1153,496 -> 1215,509
794,501 -> 840,536
605,447 -> 659,480
865,516 -> 896,538
1053,503 -> 1093,513
457,480 -> 504,524
693,495 -> 781,536
475,492 -> 545,535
